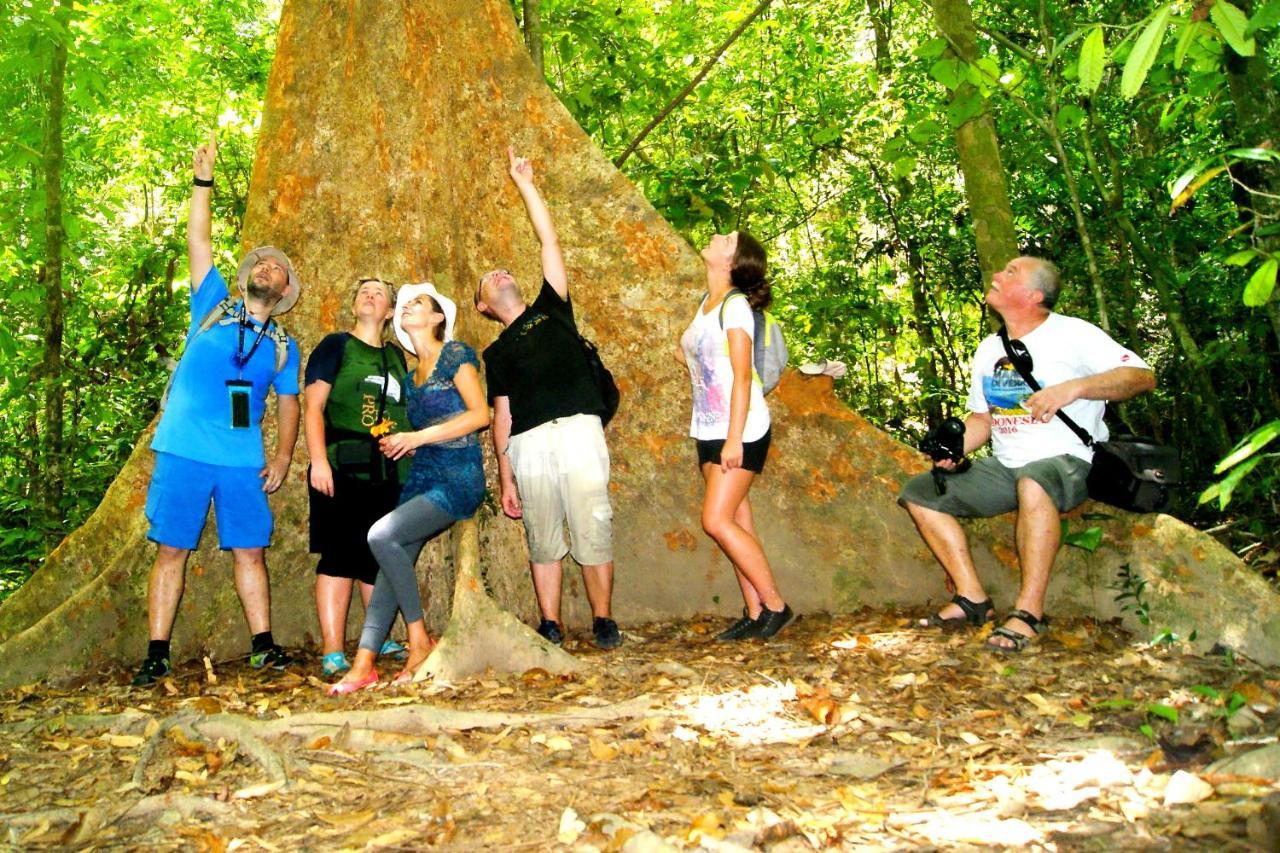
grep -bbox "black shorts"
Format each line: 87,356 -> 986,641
695,429 -> 771,474
309,468 -> 401,585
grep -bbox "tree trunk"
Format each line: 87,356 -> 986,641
866,0 -> 891,75
928,0 -> 1019,286
38,0 -> 71,527
1,0 -> 1279,686
521,0 -> 543,75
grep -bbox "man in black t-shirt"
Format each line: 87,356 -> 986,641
475,149 -> 621,650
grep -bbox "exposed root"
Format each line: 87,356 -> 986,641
1,793 -> 229,830
0,709 -> 151,738
256,694 -> 656,741
417,519 -> 581,682
190,715 -> 288,785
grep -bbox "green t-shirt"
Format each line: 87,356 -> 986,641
304,332 -> 410,482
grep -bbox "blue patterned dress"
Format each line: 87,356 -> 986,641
399,341 -> 486,518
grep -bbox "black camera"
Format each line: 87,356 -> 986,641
920,416 -> 971,494
920,417 -> 966,464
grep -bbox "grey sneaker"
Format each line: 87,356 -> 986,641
592,617 -> 622,650
536,619 -> 564,645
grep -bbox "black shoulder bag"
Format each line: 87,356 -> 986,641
545,307 -> 620,428
997,327 -> 1179,513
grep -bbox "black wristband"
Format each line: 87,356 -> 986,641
193,176 -> 214,187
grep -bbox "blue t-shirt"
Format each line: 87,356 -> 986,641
400,341 -> 485,519
152,267 -> 301,468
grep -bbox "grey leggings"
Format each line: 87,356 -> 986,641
359,494 -> 455,653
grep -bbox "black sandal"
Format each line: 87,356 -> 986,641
987,609 -> 1050,653
919,594 -> 994,631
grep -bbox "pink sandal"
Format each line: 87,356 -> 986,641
326,669 -> 378,696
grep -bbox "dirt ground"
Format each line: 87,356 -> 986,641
1,610 -> 1277,850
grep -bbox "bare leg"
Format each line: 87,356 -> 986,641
989,479 -> 1060,648
358,581 -> 374,608
700,465 -> 764,618
580,562 -> 614,618
393,619 -> 437,681
531,561 -> 564,622
732,496 -> 765,617
147,545 -> 189,641
903,501 -> 988,620
315,575 -> 354,655
701,464 -> 784,612
231,547 -> 272,635
342,647 -> 379,683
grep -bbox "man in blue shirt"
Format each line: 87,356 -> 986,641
133,133 -> 303,685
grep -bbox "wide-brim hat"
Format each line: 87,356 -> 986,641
236,246 -> 301,316
394,282 -> 457,353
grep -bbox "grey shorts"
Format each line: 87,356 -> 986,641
507,414 -> 614,565
897,454 -> 1092,517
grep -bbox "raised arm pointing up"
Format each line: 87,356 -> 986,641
508,146 -> 566,298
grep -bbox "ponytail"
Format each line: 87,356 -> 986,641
730,231 -> 771,311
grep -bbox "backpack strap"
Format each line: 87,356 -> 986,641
716,289 -> 750,330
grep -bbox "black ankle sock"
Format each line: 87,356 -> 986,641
148,640 -> 170,661
251,631 -> 275,654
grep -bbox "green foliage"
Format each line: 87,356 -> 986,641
0,0 -> 278,598
1120,5 -> 1171,98
1061,522 -> 1104,553
1111,563 -> 1151,626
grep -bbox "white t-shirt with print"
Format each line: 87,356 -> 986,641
967,312 -> 1149,467
681,293 -> 771,442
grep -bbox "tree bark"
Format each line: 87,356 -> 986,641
38,0 -> 71,526
1,0 -> 1278,685
927,0 -> 1019,287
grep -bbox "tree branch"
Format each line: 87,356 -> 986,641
614,0 -> 775,168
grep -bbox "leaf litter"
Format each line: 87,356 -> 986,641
1,610 -> 1278,849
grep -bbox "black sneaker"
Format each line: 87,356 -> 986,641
131,655 -> 171,686
592,617 -> 622,650
249,644 -> 296,670
746,604 -> 795,640
536,619 -> 564,645
715,610 -> 757,642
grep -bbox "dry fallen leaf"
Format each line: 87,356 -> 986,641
588,738 -> 619,761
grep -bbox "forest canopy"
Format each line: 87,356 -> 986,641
2,0 -> 1278,600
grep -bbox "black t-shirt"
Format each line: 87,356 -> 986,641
483,280 -> 606,436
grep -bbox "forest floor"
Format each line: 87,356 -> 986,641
1,611 -> 1278,851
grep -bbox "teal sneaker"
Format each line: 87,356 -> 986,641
250,645 -> 296,670
379,639 -> 409,660
321,651 -> 351,676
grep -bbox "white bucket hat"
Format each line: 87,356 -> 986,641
394,282 -> 457,353
236,246 -> 302,316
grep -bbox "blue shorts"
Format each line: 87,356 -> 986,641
145,452 -> 273,550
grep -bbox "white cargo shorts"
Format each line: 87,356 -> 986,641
507,414 -> 613,565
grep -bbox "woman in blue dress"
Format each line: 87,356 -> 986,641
328,283 -> 489,694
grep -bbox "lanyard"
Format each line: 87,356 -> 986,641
232,304 -> 272,374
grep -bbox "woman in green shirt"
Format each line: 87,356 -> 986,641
304,278 -> 411,675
